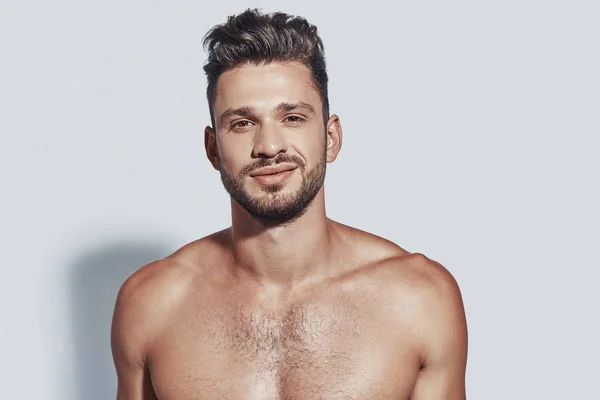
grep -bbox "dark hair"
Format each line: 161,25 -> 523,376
202,9 -> 329,127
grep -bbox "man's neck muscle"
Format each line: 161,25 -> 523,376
228,192 -> 337,287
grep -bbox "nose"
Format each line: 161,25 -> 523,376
251,122 -> 288,159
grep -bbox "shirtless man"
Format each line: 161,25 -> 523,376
111,9 -> 468,400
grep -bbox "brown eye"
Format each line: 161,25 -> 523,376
232,120 -> 253,130
285,115 -> 304,124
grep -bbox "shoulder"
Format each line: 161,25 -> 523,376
110,256 -> 192,365
113,256 -> 192,324
336,221 -> 460,302
375,253 -> 468,365
113,229 -> 229,317
384,252 -> 463,301
369,251 -> 465,320
339,223 -> 464,315
334,222 -> 411,267
111,230 -> 229,363
340,223 -> 467,350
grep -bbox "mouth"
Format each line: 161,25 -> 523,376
248,163 -> 298,177
249,164 -> 298,185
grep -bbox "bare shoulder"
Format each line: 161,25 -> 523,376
111,256 -> 193,366
338,222 -> 466,345
373,252 -> 468,370
116,229 -> 230,303
359,240 -> 465,320
111,230 -> 229,364
112,256 -> 190,331
337,222 -> 461,302
333,222 -> 411,266
349,239 -> 469,396
382,252 -> 463,302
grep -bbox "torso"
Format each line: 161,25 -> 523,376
141,226 -> 430,400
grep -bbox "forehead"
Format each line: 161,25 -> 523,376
213,62 -> 322,115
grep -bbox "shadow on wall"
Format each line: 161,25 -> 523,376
69,241 -> 172,400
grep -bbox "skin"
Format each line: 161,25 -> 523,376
111,61 -> 468,399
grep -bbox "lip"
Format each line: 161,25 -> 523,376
251,169 -> 296,185
248,163 -> 298,177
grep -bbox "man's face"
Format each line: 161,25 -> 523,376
210,62 -> 328,226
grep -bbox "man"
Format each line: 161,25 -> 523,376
111,8 -> 468,400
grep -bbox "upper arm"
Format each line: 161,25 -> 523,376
409,257 -> 468,400
111,269 -> 160,400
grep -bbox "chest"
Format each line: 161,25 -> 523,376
149,302 -> 418,399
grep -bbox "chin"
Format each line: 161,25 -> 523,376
247,205 -> 309,227
251,181 -> 299,195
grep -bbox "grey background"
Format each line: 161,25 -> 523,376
0,0 -> 598,399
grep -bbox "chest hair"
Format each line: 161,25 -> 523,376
219,303 -> 360,372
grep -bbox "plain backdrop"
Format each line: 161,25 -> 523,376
1,0 -> 598,399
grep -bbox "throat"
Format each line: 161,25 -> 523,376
226,200 -> 339,282
229,227 -> 336,286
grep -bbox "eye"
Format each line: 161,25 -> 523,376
284,115 -> 304,124
231,120 -> 253,131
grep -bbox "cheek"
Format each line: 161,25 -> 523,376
290,124 -> 326,157
301,132 -> 327,163
217,136 -> 250,170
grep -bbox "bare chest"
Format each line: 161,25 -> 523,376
149,301 -> 418,400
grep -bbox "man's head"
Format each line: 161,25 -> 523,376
203,8 -> 329,127
202,9 -> 342,227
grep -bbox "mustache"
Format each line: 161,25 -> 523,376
239,154 -> 305,177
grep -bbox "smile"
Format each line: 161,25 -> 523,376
250,168 -> 297,185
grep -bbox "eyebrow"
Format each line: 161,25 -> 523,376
218,102 -> 316,127
219,106 -> 256,127
275,101 -> 316,115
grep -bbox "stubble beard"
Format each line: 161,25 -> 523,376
219,152 -> 327,227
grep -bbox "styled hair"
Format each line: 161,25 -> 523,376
202,9 -> 329,127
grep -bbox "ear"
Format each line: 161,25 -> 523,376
204,125 -> 220,170
325,114 -> 342,163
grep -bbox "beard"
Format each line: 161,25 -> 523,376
219,151 -> 326,227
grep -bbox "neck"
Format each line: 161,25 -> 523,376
227,190 -> 337,288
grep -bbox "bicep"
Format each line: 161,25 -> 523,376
111,280 -> 158,400
409,263 -> 468,399
114,362 -> 157,400
409,353 -> 467,400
